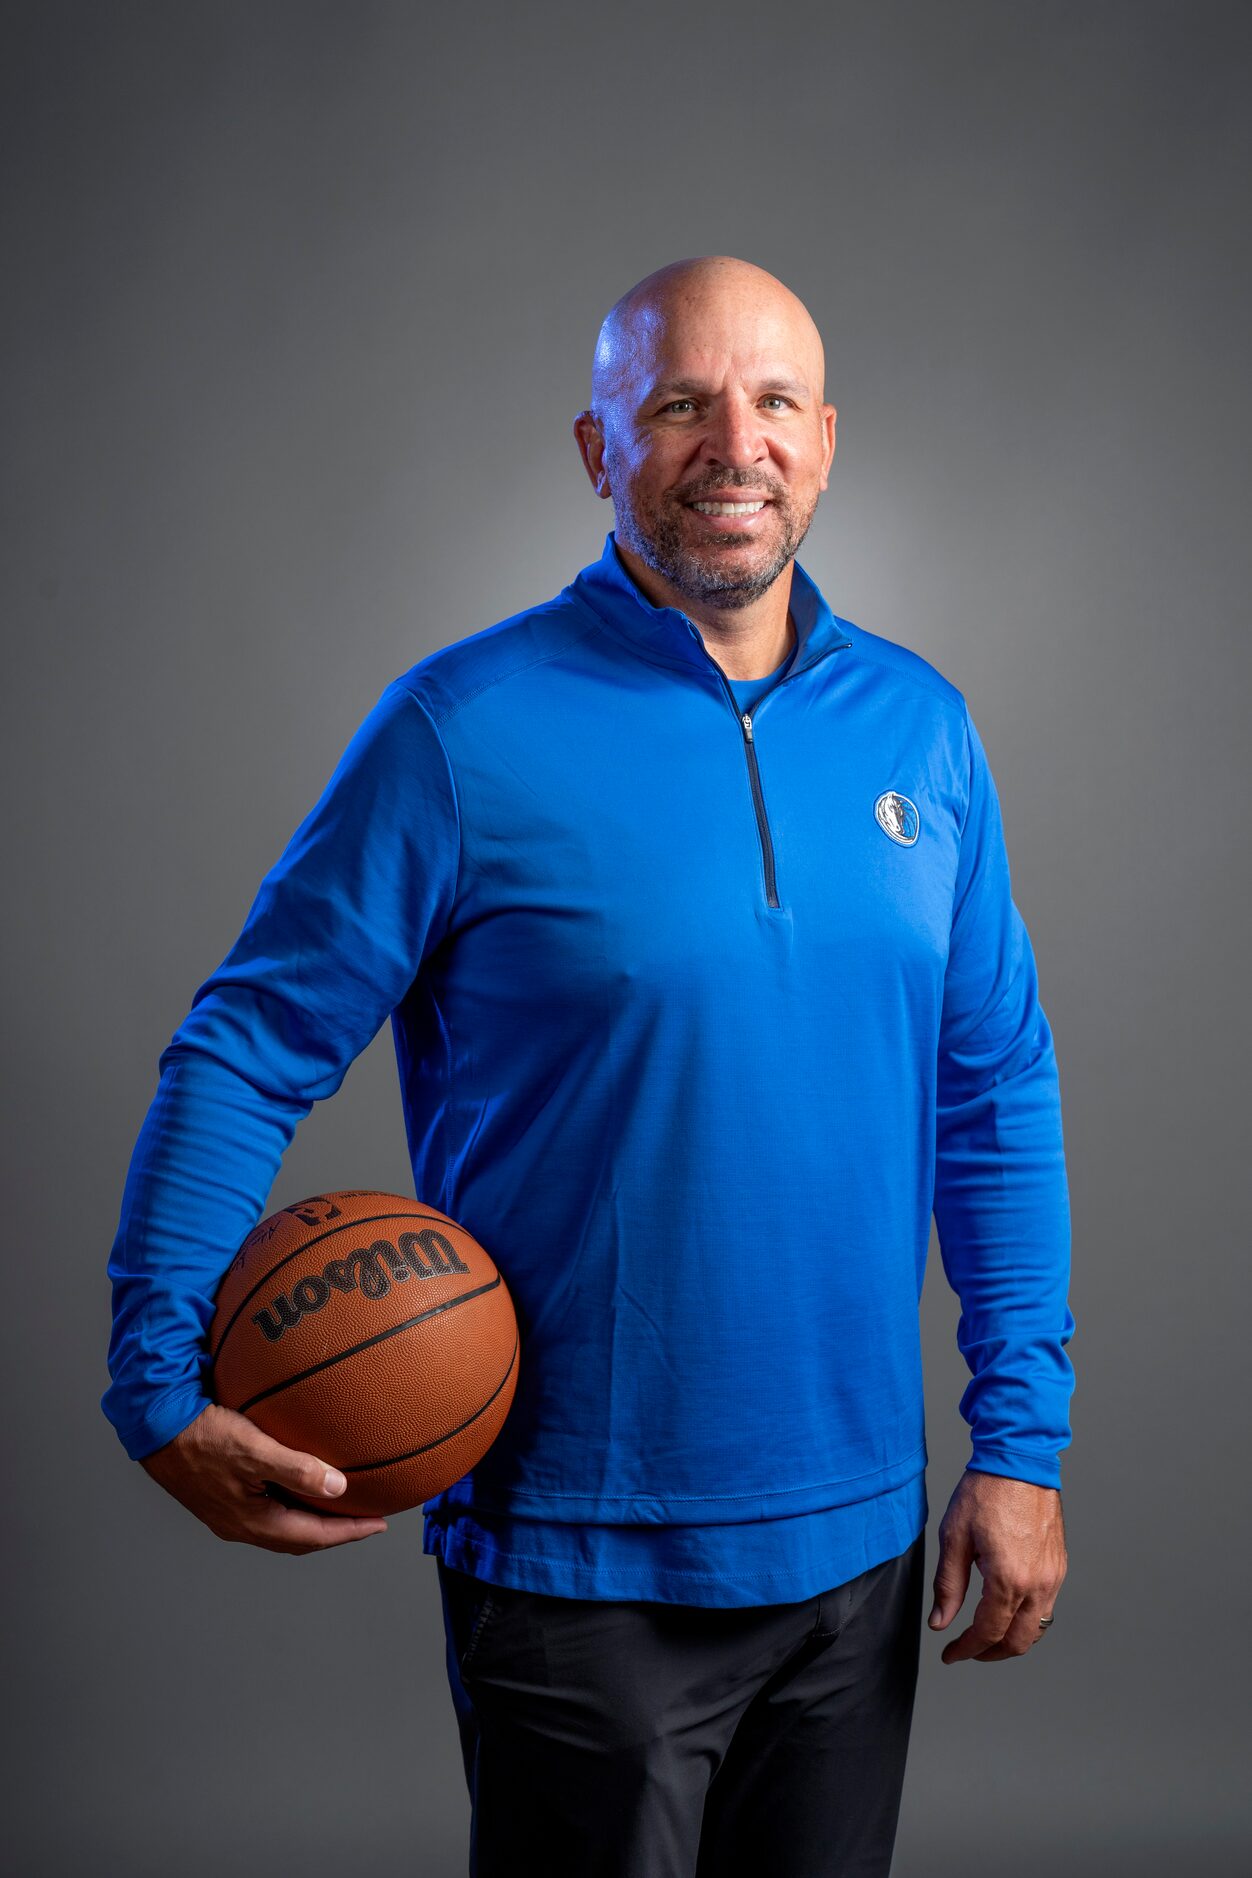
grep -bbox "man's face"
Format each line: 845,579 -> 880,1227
581,290 -> 836,610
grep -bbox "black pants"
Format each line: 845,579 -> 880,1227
437,1531 -> 925,1877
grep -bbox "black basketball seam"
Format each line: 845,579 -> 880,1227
208,1207 -> 468,1369
340,1334 -> 520,1474
232,1276 -> 503,1413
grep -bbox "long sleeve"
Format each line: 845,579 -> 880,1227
102,678 -> 461,1461
932,703 -> 1076,1491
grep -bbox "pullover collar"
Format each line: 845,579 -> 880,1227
569,531 -> 853,679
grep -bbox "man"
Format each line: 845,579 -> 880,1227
105,255 -> 1075,1877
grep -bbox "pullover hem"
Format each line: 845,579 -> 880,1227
424,1469 -> 929,1607
433,1442 -> 931,1528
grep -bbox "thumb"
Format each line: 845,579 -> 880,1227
232,1415 -> 348,1500
928,1534 -> 972,1630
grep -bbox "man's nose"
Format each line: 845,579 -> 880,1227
699,395 -> 768,469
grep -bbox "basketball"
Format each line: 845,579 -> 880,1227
206,1190 -> 519,1518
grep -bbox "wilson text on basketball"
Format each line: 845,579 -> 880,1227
251,1231 -> 472,1343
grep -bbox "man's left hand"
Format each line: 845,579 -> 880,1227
928,1469 -> 1067,1664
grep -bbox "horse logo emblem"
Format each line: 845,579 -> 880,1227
874,791 -> 920,846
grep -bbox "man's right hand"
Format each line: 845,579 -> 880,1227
138,1403 -> 389,1554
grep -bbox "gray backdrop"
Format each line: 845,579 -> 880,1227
4,2 -> 1248,1873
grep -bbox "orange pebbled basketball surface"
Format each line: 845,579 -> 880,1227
207,1190 -> 519,1517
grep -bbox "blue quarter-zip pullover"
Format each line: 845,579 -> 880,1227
103,531 -> 1075,1606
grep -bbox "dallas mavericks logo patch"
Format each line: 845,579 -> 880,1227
874,791 -> 920,846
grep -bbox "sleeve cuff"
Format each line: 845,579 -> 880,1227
966,1444 -> 1063,1491
108,1387 -> 214,1463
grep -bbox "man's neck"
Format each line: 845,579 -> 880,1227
614,541 -> 797,682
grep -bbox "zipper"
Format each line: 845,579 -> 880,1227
737,706 -> 780,907
707,644 -> 846,910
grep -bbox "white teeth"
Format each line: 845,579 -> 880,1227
690,500 -> 766,515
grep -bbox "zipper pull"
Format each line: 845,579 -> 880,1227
741,712 -> 754,742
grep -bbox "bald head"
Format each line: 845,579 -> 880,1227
590,255 -> 826,423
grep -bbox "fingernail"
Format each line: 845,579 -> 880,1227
324,1469 -> 347,1495
928,1607 -> 942,1626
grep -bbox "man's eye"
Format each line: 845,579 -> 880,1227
659,395 -> 790,414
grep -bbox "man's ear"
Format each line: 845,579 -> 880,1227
573,409 -> 612,498
818,403 -> 837,492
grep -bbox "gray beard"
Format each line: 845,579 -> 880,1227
613,487 -> 816,611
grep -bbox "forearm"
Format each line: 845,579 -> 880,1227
933,995 -> 1075,1490
102,1045 -> 310,1460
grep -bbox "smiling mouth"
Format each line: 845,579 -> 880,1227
686,499 -> 769,516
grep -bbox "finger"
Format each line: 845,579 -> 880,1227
940,1583 -> 1022,1664
248,1498 -> 389,1554
256,1478 -> 336,1511
929,1532 -> 973,1630
970,1597 -> 1057,1661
